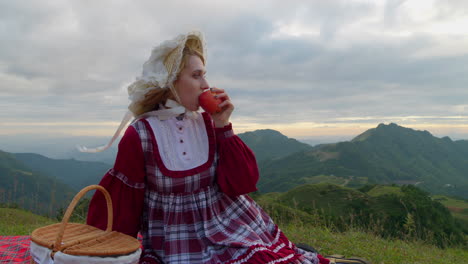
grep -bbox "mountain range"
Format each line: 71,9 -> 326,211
0,150 -> 75,215
1,122 -> 468,217
13,153 -> 109,191
252,123 -> 468,198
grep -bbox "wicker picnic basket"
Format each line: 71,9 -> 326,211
29,185 -> 142,264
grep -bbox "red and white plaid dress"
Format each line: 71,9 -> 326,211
88,113 -> 319,264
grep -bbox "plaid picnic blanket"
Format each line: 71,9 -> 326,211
0,236 -> 31,263
0,234 -> 145,263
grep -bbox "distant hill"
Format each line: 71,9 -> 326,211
14,153 -> 109,191
0,134 -> 117,165
257,123 -> 468,198
0,150 -> 75,216
238,129 -> 313,162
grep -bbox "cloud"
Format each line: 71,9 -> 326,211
1,0 -> 468,141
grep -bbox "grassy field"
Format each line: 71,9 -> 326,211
282,222 -> 467,264
1,206 -> 467,264
256,195 -> 468,264
367,185 -> 403,197
363,186 -> 468,225
0,208 -> 57,235
301,175 -> 347,185
432,195 -> 468,221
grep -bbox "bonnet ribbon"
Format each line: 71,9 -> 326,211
77,99 -> 196,153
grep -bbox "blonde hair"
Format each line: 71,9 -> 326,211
130,35 -> 205,116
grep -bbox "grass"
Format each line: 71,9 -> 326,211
0,207 -> 57,235
1,204 -> 467,264
367,185 -> 403,197
301,175 -> 347,185
271,183 -> 368,220
432,195 -> 468,221
282,222 -> 467,264
256,195 -> 468,264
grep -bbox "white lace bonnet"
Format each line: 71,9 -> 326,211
78,31 -> 206,152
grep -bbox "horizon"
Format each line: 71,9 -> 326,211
2,122 -> 468,161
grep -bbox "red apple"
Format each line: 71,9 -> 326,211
199,90 -> 222,114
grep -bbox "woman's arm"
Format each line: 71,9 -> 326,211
215,123 -> 259,196
86,126 -> 146,238
205,87 -> 259,196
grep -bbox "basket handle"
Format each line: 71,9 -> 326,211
53,185 -> 113,252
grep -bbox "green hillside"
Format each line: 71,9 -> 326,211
262,183 -> 466,247
0,150 -> 75,216
254,189 -> 467,263
14,153 -> 109,191
257,123 -> 468,198
366,185 -> 403,197
276,183 -> 368,222
432,195 -> 468,223
0,150 -> 110,217
281,223 -> 467,264
368,187 -> 468,233
0,207 -> 57,235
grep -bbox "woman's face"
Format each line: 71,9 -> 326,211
174,55 -> 209,111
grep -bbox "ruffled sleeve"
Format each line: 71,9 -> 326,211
86,126 -> 146,238
215,123 -> 259,196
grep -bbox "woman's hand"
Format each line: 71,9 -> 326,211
210,87 -> 234,128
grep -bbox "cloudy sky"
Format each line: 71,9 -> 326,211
2,0 -> 468,147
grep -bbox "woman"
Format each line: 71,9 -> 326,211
86,31 -> 326,264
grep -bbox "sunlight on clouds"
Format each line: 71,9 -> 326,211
402,0 -> 438,23
270,21 -> 320,38
407,123 -> 468,139
427,18 -> 468,35
412,35 -> 468,58
3,118 -> 468,140
227,119 -> 376,137
334,116 -> 468,122
402,0 -> 468,36
451,105 -> 468,113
